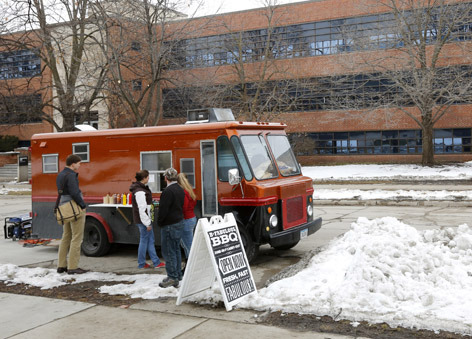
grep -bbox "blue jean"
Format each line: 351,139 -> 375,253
160,221 -> 185,280
181,217 -> 197,258
137,224 -> 161,268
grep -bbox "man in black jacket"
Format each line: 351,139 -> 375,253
56,154 -> 88,275
158,167 -> 185,288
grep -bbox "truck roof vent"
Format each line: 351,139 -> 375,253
74,124 -> 97,131
186,108 -> 235,124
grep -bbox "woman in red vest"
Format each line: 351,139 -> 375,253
177,173 -> 197,259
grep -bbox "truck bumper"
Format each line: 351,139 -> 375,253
269,217 -> 322,247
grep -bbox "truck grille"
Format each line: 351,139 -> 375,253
286,196 -> 303,224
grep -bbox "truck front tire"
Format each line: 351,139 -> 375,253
238,224 -> 259,264
82,218 -> 111,257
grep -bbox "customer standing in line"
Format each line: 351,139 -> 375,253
56,154 -> 88,275
177,173 -> 197,259
130,169 -> 165,269
158,168 -> 185,288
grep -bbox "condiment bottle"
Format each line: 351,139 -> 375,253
127,193 -> 132,205
122,193 -> 127,205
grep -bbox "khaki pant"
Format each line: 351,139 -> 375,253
58,210 -> 86,270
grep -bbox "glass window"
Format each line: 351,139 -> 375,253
267,135 -> 301,176
131,41 -> 141,51
42,154 -> 58,173
72,143 -> 89,162
0,49 -> 40,80
230,136 -> 253,181
240,135 -> 278,180
141,151 -> 172,192
180,158 -> 195,188
201,141 -> 217,216
217,136 -> 239,182
0,94 -> 42,124
75,111 -> 99,130
132,80 -> 142,91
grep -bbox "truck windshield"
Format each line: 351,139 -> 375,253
267,135 -> 301,176
240,135 -> 278,180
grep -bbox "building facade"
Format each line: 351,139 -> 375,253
1,0 -> 472,165
161,0 -> 472,164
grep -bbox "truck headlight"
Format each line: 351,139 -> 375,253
307,205 -> 313,217
269,215 -> 278,228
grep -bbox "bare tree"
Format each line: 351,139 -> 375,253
92,0 -> 206,127
0,0 -> 110,132
161,0 -> 304,122
214,0 -> 298,122
334,0 -> 472,166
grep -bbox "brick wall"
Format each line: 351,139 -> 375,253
0,153 -> 20,167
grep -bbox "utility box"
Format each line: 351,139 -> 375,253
17,155 -> 29,182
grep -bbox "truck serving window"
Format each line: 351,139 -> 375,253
141,151 -> 171,193
267,135 -> 301,176
230,136 -> 253,181
217,136 -> 238,182
240,135 -> 278,180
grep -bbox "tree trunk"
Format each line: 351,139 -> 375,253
421,123 -> 435,166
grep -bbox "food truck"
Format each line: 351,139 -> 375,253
30,108 -> 322,262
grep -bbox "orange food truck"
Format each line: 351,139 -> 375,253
30,109 -> 322,262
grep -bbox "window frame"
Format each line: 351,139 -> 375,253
180,158 -> 196,188
140,151 -> 172,193
42,154 -> 59,173
72,142 -> 90,162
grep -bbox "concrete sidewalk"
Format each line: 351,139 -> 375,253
0,293 -> 361,339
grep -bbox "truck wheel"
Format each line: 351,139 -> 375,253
273,239 -> 300,251
238,224 -> 259,264
82,218 -> 111,257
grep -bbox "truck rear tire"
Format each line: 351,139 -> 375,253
82,218 -> 111,257
238,224 -> 259,264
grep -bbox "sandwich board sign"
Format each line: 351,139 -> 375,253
176,213 -> 257,311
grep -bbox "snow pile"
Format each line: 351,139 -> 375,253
313,188 -> 472,201
303,162 -> 472,181
0,265 -> 177,298
239,217 -> 472,334
0,187 -> 31,195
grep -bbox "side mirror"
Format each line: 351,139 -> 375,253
228,168 -> 241,185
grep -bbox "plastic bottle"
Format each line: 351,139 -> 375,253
122,193 -> 127,205
116,194 -> 121,204
127,193 -> 132,205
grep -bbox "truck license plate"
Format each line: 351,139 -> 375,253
300,228 -> 308,239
